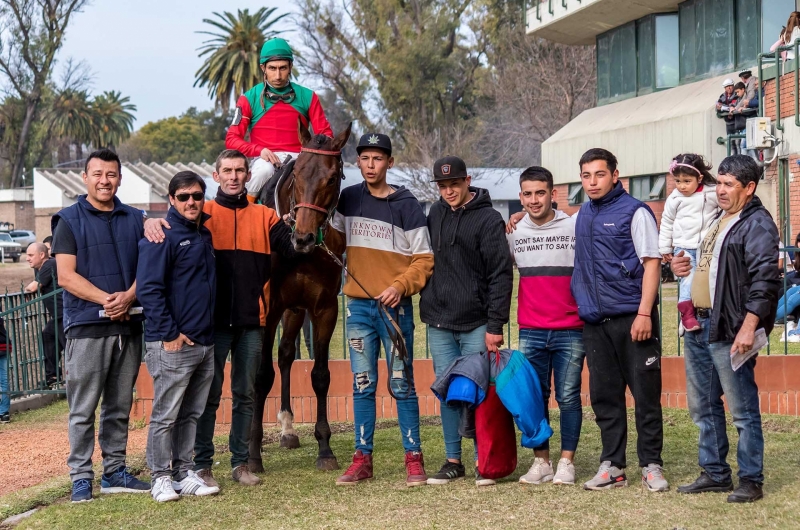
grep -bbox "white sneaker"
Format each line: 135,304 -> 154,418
519,457 -> 554,485
782,321 -> 796,342
172,470 -> 220,496
151,476 -> 180,503
552,458 -> 576,485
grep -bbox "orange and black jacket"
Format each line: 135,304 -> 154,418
203,189 -> 295,328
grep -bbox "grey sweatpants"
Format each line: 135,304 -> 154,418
65,334 -> 142,481
145,341 -> 214,479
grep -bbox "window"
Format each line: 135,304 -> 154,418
655,15 -> 680,88
596,22 -> 637,104
680,0 -> 736,82
637,17 -> 655,95
568,183 -> 586,205
762,0 -> 796,53
629,175 -> 667,202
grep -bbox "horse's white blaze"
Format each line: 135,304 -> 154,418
278,410 -> 297,436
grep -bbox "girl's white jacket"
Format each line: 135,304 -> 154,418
658,185 -> 720,254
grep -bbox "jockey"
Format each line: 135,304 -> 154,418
225,37 -> 333,200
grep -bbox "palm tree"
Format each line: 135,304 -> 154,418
45,88 -> 94,164
194,8 -> 288,112
90,91 -> 137,151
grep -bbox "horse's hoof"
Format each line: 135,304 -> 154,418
316,456 -> 339,471
280,434 -> 301,449
248,459 -> 265,474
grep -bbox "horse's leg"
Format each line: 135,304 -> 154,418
248,308 -> 281,473
278,310 -> 305,449
311,304 -> 339,470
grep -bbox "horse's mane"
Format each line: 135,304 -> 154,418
305,134 -> 335,150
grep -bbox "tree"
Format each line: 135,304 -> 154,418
0,0 -> 88,186
46,88 -> 92,163
90,90 -> 136,151
118,114 -> 205,165
194,8 -> 288,112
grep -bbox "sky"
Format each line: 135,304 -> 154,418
58,0 -> 296,129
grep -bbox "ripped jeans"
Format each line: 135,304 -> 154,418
346,297 -> 421,454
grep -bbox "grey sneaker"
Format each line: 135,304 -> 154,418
232,465 -> 261,486
552,458 -> 576,485
583,461 -> 627,490
519,457 -> 554,485
475,467 -> 496,487
642,463 -> 669,492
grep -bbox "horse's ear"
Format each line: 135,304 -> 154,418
297,118 -> 313,147
331,122 -> 352,152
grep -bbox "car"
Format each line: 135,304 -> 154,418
0,232 -> 22,262
8,230 -> 35,247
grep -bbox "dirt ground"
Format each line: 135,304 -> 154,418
0,262 -> 35,293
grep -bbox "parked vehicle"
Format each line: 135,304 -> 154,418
8,230 -> 35,247
0,232 -> 22,262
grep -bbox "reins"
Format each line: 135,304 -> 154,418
283,145 -> 413,401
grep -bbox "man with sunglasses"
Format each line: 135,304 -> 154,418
226,37 -> 333,201
137,171 -> 218,502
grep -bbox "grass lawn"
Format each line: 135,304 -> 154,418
14,409 -> 800,529
295,273 -> 800,360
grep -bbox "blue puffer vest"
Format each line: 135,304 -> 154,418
52,195 -> 144,331
571,182 -> 655,324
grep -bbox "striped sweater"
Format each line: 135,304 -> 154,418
332,182 -> 433,299
508,211 -> 582,330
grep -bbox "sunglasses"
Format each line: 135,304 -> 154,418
174,192 -> 205,202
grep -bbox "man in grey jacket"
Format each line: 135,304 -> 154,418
672,155 -> 779,503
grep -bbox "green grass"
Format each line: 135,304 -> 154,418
11,409 -> 800,529
296,273 -> 800,360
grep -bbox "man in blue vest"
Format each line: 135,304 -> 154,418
52,149 -> 150,503
570,148 -> 668,493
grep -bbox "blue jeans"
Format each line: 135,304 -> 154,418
347,298 -> 420,454
684,316 -> 764,483
775,285 -> 800,323
194,327 -> 263,470
0,354 -> 8,415
674,247 -> 696,303
519,329 -> 585,452
428,325 -> 486,461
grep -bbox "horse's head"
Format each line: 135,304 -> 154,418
290,120 -> 352,253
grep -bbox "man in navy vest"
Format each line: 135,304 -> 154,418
570,148 -> 668,493
52,149 -> 150,503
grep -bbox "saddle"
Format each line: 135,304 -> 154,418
258,155 -> 296,210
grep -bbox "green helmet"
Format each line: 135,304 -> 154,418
260,38 -> 294,64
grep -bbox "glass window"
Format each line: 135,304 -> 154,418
680,0 -> 735,83
596,22 -> 637,104
649,175 -> 667,199
656,14 -> 679,88
762,0 -> 795,53
736,0 -> 759,67
568,183 -> 585,205
630,175 -> 667,201
638,16 -> 655,95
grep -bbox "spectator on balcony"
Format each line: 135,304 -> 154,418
672,155 -> 779,504
738,70 -> 758,103
729,82 -> 751,155
775,13 -> 800,60
24,243 -> 64,388
717,79 -> 739,152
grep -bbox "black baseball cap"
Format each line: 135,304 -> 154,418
356,133 -> 392,156
432,155 -> 468,182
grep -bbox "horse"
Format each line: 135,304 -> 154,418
248,122 -> 351,472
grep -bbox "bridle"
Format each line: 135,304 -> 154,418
287,146 -> 412,401
285,146 -> 345,245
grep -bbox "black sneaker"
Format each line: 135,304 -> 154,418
0,413 -> 9,424
677,471 -> 733,494
727,478 -> 764,503
475,467 -> 496,487
427,461 -> 465,485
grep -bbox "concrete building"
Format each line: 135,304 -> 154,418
33,162 -> 216,240
526,0 -> 799,225
0,188 -> 34,231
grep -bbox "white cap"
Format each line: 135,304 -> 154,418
722,78 -> 734,87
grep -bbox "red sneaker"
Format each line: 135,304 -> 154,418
336,450 -> 373,486
405,451 -> 428,487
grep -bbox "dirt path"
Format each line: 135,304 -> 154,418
0,404 -> 149,496
0,262 -> 34,293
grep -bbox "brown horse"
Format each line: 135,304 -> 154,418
249,122 -> 351,472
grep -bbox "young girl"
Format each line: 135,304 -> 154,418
659,154 -> 720,332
